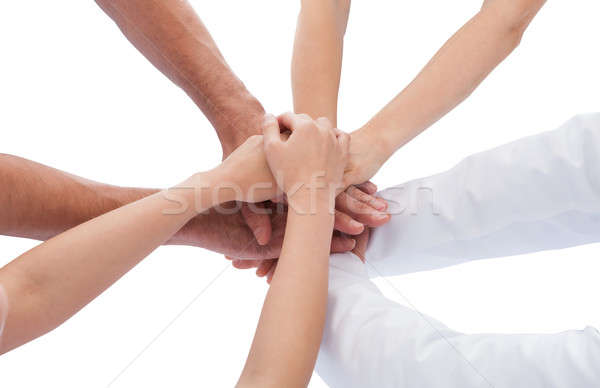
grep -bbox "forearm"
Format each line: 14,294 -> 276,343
239,199 -> 334,387
0,172 -> 219,354
360,0 -> 545,158
292,0 -> 350,126
95,0 -> 265,153
0,153 -> 155,241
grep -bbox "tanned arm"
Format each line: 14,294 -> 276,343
95,0 -> 265,156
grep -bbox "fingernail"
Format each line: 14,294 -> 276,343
373,198 -> 387,211
374,214 -> 389,222
350,239 -> 357,249
254,227 -> 267,245
350,220 -> 364,231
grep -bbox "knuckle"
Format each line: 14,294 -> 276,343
316,116 -> 332,127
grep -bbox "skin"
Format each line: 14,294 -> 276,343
237,114 -> 349,387
0,113 -> 333,356
94,0 -> 387,247
0,153 -> 357,260
239,0 -> 376,280
344,0 -> 547,187
292,0 -> 351,127
241,0 -> 546,281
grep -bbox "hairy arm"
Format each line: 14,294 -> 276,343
0,153 -> 357,259
95,0 -> 265,156
345,0 -> 546,185
0,153 -> 154,241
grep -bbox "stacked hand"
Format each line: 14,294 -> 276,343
214,113 -> 390,282
220,115 -> 389,246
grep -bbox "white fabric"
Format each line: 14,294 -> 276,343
317,114 -> 600,387
370,113 -> 600,276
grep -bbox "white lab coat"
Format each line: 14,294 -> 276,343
317,114 -> 600,387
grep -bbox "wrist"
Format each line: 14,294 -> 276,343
175,169 -> 237,215
216,93 -> 266,158
356,122 -> 395,162
287,188 -> 335,217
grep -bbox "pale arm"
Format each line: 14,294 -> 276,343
0,133 -> 284,354
0,173 -> 213,354
292,0 -> 351,126
238,201 -> 334,387
345,0 -> 546,185
237,114 -> 348,387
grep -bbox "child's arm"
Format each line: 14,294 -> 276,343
237,114 -> 349,387
0,136 -> 277,355
292,0 -> 351,126
344,0 -> 546,186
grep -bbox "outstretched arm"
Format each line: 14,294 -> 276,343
291,0 -> 388,240
95,0 -> 265,157
345,0 -> 546,186
0,153 -> 358,259
237,114 -> 349,387
0,135 -> 278,354
292,0 -> 351,127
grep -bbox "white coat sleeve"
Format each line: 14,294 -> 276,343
316,254 -> 600,388
367,113 -> 600,276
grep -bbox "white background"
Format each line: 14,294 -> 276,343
1,1 -> 599,387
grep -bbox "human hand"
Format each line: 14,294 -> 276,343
167,204 -> 357,259
342,126 -> 390,188
221,114 -> 390,249
263,113 -> 349,209
216,134 -> 278,204
228,225 -> 373,284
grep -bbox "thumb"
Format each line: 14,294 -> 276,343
241,203 -> 272,246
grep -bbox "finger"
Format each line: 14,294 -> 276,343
241,203 -> 272,245
331,126 -> 345,137
256,259 -> 276,277
337,131 -> 351,155
336,191 -> 390,227
277,112 -> 303,132
266,261 -> 278,284
232,259 -> 262,270
356,181 -> 378,195
297,113 -> 313,121
352,227 -> 371,263
346,185 -> 387,211
331,232 -> 356,253
262,113 -> 282,145
315,116 -> 332,130
334,209 -> 364,235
